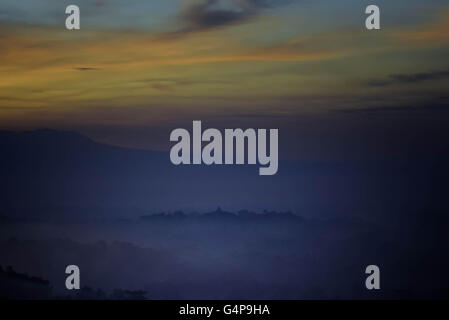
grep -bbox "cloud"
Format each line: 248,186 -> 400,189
180,0 -> 291,33
365,70 -> 449,87
395,6 -> 449,43
74,67 -> 98,71
148,83 -> 175,92
333,98 -> 449,115
336,104 -> 449,114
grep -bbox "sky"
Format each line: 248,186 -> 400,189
2,1 -> 449,301
0,0 -> 449,157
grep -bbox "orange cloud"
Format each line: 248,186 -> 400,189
394,7 -> 449,43
148,83 -> 175,92
0,22 -> 355,112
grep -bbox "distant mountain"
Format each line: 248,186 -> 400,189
0,129 -> 444,221
0,129 -> 169,218
0,129 -> 302,219
139,207 -> 304,224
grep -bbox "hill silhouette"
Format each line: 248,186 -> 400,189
1,129 -> 445,222
139,207 -> 305,224
0,265 -> 51,299
0,129 -> 301,219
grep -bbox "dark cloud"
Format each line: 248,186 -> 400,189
143,77 -> 231,86
74,67 -> 98,71
366,70 -> 449,87
148,83 -> 175,92
94,0 -> 107,6
333,100 -> 449,115
219,112 -> 292,119
181,0 -> 292,32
